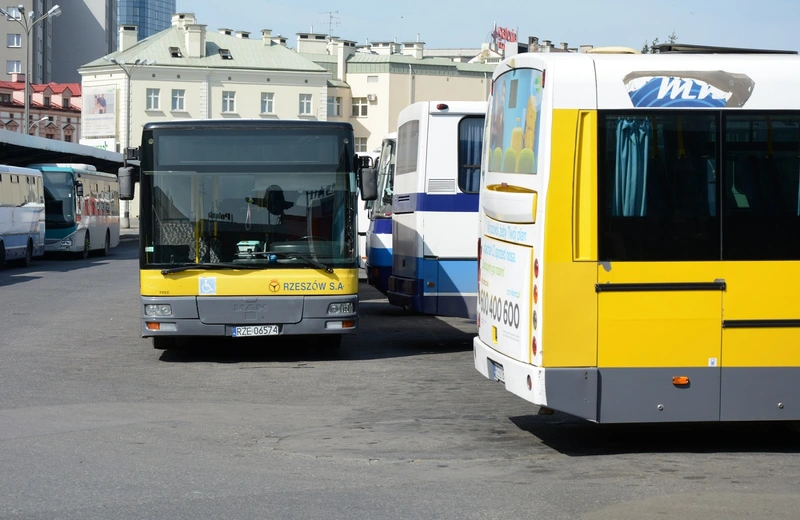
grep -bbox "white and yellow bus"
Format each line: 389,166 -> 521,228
122,120 -> 376,350
474,44 -> 800,423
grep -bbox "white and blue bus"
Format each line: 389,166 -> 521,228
365,132 -> 396,294
387,101 -> 486,319
357,150 -> 380,270
29,163 -> 120,259
0,164 -> 45,268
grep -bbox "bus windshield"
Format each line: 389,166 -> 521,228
140,127 -> 358,269
372,139 -> 396,218
42,171 -> 76,229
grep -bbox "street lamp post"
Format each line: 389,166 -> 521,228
103,57 -> 155,228
0,4 -> 61,132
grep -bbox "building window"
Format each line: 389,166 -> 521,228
64,135 -> 71,142
0,93 -> 10,103
299,93 -> 312,115
171,89 -> 185,111
352,97 -> 368,117
222,91 -> 235,112
6,60 -> 21,74
45,134 -> 54,139
4,6 -> 20,20
261,92 -> 274,114
43,96 -> 50,107
146,88 -> 160,110
355,137 -> 368,153
6,33 -> 21,47
367,75 -> 378,83
327,96 -> 341,117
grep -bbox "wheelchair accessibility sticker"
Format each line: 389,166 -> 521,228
199,277 -> 217,295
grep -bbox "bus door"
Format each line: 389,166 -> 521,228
718,114 -> 800,421
596,112 -> 723,423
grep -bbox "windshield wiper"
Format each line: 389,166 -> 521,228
251,251 -> 335,273
160,262 -> 262,275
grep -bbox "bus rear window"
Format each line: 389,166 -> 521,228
396,120 -> 419,175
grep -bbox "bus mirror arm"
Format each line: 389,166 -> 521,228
359,167 -> 378,202
75,183 -> 84,198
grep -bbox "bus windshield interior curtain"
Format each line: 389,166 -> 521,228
613,118 -> 651,217
460,118 -> 484,192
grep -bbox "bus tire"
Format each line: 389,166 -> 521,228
22,239 -> 33,267
80,231 -> 90,260
0,241 -> 5,269
152,336 -> 176,350
101,230 -> 110,256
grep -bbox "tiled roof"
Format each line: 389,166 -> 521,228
81,27 -> 327,73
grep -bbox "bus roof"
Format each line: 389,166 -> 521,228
0,164 -> 42,176
142,119 -> 355,132
28,163 -> 117,179
493,51 -> 800,110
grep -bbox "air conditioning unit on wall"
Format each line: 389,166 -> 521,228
366,94 -> 377,102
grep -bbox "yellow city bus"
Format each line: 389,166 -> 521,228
120,120 -> 376,350
473,44 -> 800,423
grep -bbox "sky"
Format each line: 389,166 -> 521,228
175,0 -> 800,53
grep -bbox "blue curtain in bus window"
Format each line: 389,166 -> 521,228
459,117 -> 484,193
613,118 -> 651,217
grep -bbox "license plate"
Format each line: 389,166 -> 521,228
492,361 -> 505,383
232,325 -> 280,337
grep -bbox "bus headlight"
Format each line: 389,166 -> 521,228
327,303 -> 353,315
60,239 -> 73,246
145,304 -> 173,317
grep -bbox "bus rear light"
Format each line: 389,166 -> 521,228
533,285 -> 538,304
533,310 -> 538,331
532,337 -> 538,356
436,103 -> 449,110
672,376 -> 690,386
534,259 -> 539,278
146,322 -> 160,331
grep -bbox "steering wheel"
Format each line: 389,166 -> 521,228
298,235 -> 329,242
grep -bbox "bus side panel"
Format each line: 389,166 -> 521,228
720,262 -> 800,421
541,109 -> 598,368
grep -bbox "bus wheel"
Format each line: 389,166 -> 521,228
22,239 -> 33,267
81,231 -> 90,260
101,230 -> 110,256
0,242 -> 5,269
152,336 -> 176,350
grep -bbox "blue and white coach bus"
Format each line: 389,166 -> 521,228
365,132 -> 396,294
387,101 -> 487,319
0,164 -> 45,268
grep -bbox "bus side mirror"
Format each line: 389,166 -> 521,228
75,183 -> 84,198
118,166 -> 136,201
359,167 -> 378,201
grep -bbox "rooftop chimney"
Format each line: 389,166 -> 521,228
401,41 -> 424,60
119,25 -> 138,52
261,29 -> 272,44
185,23 -> 207,58
560,42 -> 569,51
171,13 -> 197,29
235,31 -> 250,39
218,27 -> 233,36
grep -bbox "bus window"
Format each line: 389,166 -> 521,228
458,116 -> 484,193
599,112 -> 719,261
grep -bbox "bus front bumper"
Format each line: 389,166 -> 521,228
140,295 -> 359,338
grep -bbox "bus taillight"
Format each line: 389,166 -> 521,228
534,258 -> 539,278
534,285 -> 538,304
532,337 -> 538,357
